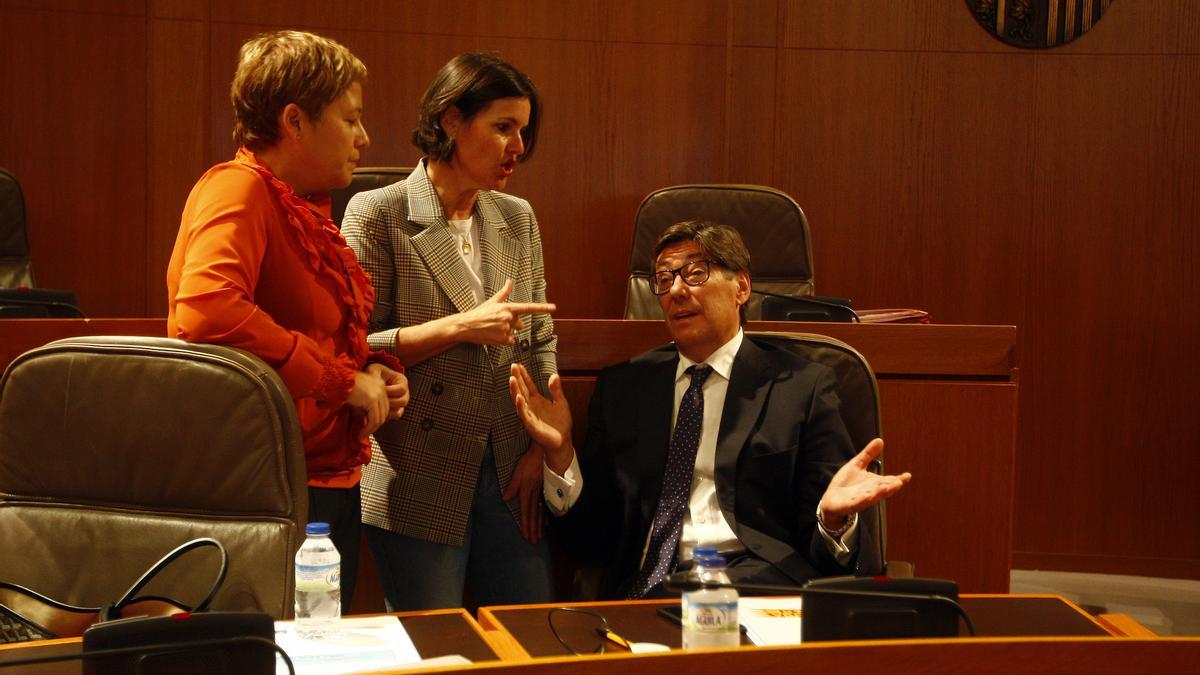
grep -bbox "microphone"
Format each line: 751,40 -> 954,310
751,289 -> 859,323
664,573 -> 974,641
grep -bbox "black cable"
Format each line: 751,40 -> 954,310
546,606 -> 608,656
109,538 -> 228,619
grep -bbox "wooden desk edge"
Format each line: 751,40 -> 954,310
0,635 -> 78,653
383,637 -> 1200,675
478,598 -> 670,660
1096,613 -> 1159,638
0,319 -> 1019,380
0,609 -> 498,660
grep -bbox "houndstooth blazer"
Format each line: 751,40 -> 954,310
342,160 -> 557,546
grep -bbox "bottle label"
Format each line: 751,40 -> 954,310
685,600 -> 739,633
295,562 -> 340,591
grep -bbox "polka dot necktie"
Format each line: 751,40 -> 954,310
626,364 -> 713,599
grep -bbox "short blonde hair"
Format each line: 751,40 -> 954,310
230,30 -> 367,149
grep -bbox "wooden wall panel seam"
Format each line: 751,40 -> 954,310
722,0 -> 733,182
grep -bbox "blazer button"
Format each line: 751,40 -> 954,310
420,418 -> 434,431
431,383 -> 444,396
519,338 -> 531,350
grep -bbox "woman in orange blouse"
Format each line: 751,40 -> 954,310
166,30 -> 407,608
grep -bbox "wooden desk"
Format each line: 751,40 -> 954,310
477,595 -> 1107,659
436,637 -> 1196,674
0,318 -> 1019,598
465,597 -> 1199,675
0,609 -> 499,673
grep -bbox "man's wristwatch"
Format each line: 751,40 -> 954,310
817,504 -> 856,539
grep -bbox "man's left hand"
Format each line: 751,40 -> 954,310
819,438 -> 911,530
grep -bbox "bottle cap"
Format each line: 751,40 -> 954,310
705,554 -> 728,568
306,522 -> 331,535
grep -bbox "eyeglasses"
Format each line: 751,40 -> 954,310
651,259 -> 715,295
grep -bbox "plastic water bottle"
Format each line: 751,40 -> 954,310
681,547 -> 739,649
294,522 -> 341,638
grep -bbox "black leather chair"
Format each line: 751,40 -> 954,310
624,184 -> 815,320
0,337 -> 309,618
746,331 -> 908,577
330,167 -> 414,227
0,167 -> 85,317
0,166 -> 35,289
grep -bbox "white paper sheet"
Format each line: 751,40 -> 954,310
274,615 -> 423,674
738,596 -> 804,646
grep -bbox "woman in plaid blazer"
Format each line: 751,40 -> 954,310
343,53 -> 557,610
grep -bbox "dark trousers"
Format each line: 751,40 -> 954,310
307,484 -> 362,609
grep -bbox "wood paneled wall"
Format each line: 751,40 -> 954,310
2,1 -> 1197,580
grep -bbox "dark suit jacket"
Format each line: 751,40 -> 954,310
554,335 -> 881,598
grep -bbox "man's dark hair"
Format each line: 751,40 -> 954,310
652,220 -> 752,324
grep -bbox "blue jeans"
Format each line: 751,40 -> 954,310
365,453 -> 553,610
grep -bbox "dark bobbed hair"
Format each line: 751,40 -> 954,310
653,220 -> 752,324
412,52 -> 540,163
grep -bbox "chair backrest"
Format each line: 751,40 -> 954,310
746,331 -> 888,571
0,336 -> 308,618
0,167 -> 35,288
624,184 -> 815,320
329,167 -> 414,227
0,288 -> 85,318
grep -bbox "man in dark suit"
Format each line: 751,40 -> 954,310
509,220 -> 910,598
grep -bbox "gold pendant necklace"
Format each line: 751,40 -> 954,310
462,240 -> 472,255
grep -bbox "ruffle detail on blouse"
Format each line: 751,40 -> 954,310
235,147 -> 376,368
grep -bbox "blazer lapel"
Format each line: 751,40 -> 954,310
636,353 -> 679,528
714,338 -> 773,504
406,163 -> 479,315
475,193 -> 515,298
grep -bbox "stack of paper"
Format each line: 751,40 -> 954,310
738,596 -> 804,646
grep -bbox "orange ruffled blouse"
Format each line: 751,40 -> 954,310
167,148 -> 399,488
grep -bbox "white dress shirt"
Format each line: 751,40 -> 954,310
544,330 -> 856,566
